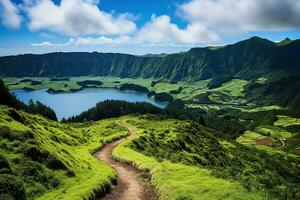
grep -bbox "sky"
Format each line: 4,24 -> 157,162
0,0 -> 300,56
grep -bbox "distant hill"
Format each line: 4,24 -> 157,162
0,36 -> 299,81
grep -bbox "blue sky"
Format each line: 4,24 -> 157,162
0,0 -> 300,56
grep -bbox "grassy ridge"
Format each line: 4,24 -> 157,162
1,37 -> 300,82
113,117 -> 265,200
0,105 -> 128,199
113,115 -> 300,200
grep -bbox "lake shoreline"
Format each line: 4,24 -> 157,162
11,88 -> 168,120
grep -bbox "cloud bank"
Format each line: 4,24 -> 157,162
3,0 -> 300,48
178,0 -> 300,34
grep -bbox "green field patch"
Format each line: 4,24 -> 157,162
209,79 -> 249,97
256,77 -> 268,84
274,115 -> 300,127
240,105 -> 283,113
255,125 -> 292,138
236,131 -> 266,145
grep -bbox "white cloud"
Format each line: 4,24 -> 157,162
137,15 -> 220,44
30,41 -> 55,47
71,35 -> 132,45
30,36 -> 130,47
31,14 -> 220,47
26,0 -> 136,36
27,0 -> 300,49
0,0 -> 22,28
178,0 -> 300,34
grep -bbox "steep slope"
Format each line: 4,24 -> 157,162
113,115 -> 300,200
0,105 -> 128,199
0,37 -> 300,81
0,79 -> 57,120
245,75 -> 300,116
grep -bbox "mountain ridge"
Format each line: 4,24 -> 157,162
0,37 -> 300,81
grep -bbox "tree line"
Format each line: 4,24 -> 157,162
0,80 -> 57,121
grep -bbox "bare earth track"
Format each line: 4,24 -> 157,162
95,122 -> 156,200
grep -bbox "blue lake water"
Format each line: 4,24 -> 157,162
11,88 -> 167,120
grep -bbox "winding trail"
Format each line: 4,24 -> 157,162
95,121 -> 156,200
277,138 -> 286,149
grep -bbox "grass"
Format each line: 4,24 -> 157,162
0,105 -> 128,199
256,77 -> 268,84
255,125 -> 292,138
236,131 -> 292,156
239,105 -> 283,113
113,116 -> 264,200
236,121 -> 300,156
274,115 -> 300,127
236,131 -> 266,146
210,79 -> 249,98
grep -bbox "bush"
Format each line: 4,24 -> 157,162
0,127 -> 11,140
22,145 -> 48,161
0,174 -> 25,200
8,109 -> 25,123
0,193 -> 14,200
0,155 -> 11,174
45,154 -> 67,170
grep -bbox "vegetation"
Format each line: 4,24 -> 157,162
113,116 -> 300,200
1,37 -> 299,83
0,105 -> 128,200
1,36 -> 300,199
114,134 -> 263,199
77,80 -> 103,87
119,83 -> 149,93
0,80 -> 57,120
66,100 -> 161,122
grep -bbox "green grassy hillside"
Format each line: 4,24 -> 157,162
1,105 -> 300,200
113,115 -> 300,200
0,105 -> 128,199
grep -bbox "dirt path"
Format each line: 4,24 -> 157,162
277,138 -> 286,149
95,121 -> 156,200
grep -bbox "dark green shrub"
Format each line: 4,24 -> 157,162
0,174 -> 25,200
22,145 -> 48,161
0,127 -> 34,142
8,109 -> 24,123
45,154 -> 67,170
0,127 -> 11,139
0,155 -> 11,174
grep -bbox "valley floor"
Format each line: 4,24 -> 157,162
1,76 -> 300,200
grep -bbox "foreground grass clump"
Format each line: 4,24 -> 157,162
113,116 -> 300,200
0,105 -> 128,200
115,144 -> 261,200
